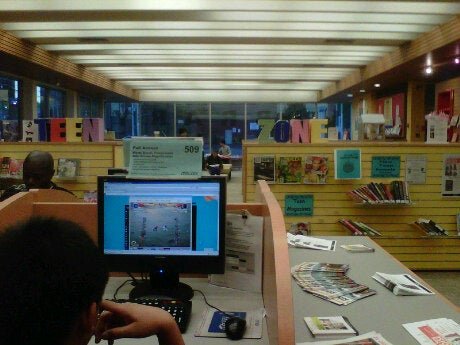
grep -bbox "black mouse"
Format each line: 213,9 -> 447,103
225,316 -> 247,340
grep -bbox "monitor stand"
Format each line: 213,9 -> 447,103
128,263 -> 194,301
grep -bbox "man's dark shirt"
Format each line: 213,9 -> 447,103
206,154 -> 223,167
0,182 -> 74,202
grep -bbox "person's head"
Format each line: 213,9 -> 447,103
211,150 -> 219,157
219,140 -> 226,147
22,151 -> 55,189
0,217 -> 108,345
178,127 -> 188,137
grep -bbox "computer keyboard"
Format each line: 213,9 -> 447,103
111,297 -> 192,333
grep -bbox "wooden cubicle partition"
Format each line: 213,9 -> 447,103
255,180 -> 295,345
0,190 -> 97,242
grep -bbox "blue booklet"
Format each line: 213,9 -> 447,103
334,149 -> 362,179
208,311 -> 247,333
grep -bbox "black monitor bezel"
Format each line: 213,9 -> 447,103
97,175 -> 226,275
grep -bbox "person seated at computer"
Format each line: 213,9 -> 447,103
0,216 -> 184,345
0,150 -> 74,202
205,150 -> 223,175
218,140 -> 232,163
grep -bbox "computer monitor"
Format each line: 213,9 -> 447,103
97,175 -> 226,300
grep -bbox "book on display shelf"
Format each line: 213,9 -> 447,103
56,158 -> 80,180
340,244 -> 375,253
277,156 -> 302,183
253,155 -> 275,183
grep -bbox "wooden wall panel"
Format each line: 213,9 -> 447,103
0,142 -> 122,198
243,141 -> 460,270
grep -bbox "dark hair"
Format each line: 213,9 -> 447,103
0,217 -> 108,345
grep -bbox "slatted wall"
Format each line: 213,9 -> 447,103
0,142 -> 121,199
243,141 -> 460,270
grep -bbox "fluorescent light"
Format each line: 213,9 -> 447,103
374,83 -> 380,88
347,93 -> 353,97
359,89 -> 365,93
455,58 -> 460,64
425,66 -> 433,74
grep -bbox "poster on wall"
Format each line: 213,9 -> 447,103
277,156 -> 302,183
442,154 -> 460,197
253,155 -> 275,183
303,155 -> 328,184
405,155 -> 427,184
334,149 -> 361,180
371,156 -> 400,178
285,194 -> 313,216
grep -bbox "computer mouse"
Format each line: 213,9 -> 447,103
224,316 -> 247,340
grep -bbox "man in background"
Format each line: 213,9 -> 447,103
218,140 -> 232,163
205,150 -> 223,175
0,216 -> 184,345
0,150 -> 73,202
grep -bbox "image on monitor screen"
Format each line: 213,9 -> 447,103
97,176 -> 226,300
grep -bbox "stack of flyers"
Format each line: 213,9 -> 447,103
291,262 -> 376,305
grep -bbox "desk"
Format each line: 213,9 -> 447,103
290,237 -> 459,344
89,277 -> 269,345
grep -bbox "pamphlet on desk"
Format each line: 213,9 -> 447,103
297,331 -> 394,345
340,244 -> 375,253
372,272 -> 434,296
402,318 -> 460,345
303,316 -> 358,338
209,211 -> 263,293
195,308 -> 264,339
287,233 -> 337,251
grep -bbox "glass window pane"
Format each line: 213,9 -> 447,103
104,102 -> 137,139
37,85 -> 65,118
0,76 -> 20,120
210,103 -> 244,157
140,102 -> 174,137
79,95 -> 91,117
176,103 -> 210,152
246,103 -> 280,140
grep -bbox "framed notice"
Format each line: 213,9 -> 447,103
334,149 -> 361,179
285,194 -> 313,216
405,155 -> 427,184
442,154 -> 460,197
371,156 -> 400,178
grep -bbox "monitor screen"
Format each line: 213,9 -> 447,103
97,176 -> 226,278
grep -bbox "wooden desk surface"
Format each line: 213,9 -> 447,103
88,277 -> 269,345
289,236 -> 459,344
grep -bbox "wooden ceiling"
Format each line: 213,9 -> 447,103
0,1 -> 459,102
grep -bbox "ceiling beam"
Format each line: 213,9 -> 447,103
320,15 -> 460,100
0,29 -> 137,100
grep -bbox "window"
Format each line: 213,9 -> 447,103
210,103 -> 244,156
37,85 -> 65,118
140,102 -> 174,137
176,103 -> 210,152
79,95 -> 101,118
0,76 -> 20,120
104,102 -> 140,139
246,103 -> 280,140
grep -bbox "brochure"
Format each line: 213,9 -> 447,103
340,244 -> 375,253
194,308 -> 264,339
287,233 -> 336,251
334,149 -> 361,180
402,318 -> 460,345
372,272 -> 434,296
297,331 -> 394,344
304,316 -> 358,337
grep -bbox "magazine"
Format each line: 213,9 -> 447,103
304,316 -> 358,337
56,158 -> 80,179
194,308 -> 264,339
297,331 -> 394,345
253,155 -> 275,183
402,318 -> 460,345
304,155 -> 328,184
372,272 -> 434,296
277,156 -> 302,183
